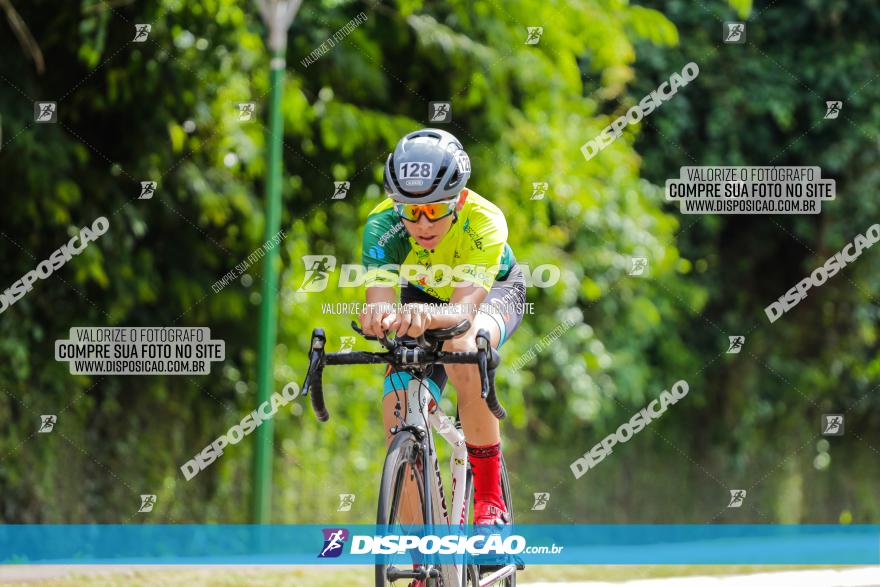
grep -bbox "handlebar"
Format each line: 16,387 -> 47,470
301,320 -> 505,422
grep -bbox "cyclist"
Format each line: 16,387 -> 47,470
359,129 -> 526,532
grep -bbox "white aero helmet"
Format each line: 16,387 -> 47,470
383,128 -> 471,204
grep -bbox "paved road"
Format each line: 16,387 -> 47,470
524,568 -> 880,587
1,566 -> 880,586
0,565 -> 304,583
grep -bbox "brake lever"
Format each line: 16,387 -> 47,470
350,320 -> 396,351
301,352 -> 317,396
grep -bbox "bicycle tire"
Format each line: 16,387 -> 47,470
460,467 -> 480,586
478,454 -> 517,587
499,453 -> 516,587
376,431 -> 428,586
463,564 -> 480,585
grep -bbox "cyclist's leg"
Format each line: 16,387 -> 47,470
444,315 -> 506,525
442,314 -> 502,442
443,265 -> 526,524
445,264 -> 526,442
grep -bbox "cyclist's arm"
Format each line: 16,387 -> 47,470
379,283 -> 485,336
421,283 -> 487,329
383,282 -> 486,336
422,204 -> 507,329
360,204 -> 408,336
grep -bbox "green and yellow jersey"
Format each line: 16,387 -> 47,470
361,189 -> 515,301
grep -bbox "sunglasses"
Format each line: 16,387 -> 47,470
393,198 -> 458,222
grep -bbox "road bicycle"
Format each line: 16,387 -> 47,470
303,319 -> 522,586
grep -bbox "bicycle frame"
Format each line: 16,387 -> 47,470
396,374 -> 469,586
398,375 -> 518,587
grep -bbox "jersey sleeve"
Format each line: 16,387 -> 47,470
457,208 -> 509,291
361,205 -> 409,288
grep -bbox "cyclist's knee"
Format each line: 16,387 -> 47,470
442,314 -> 500,353
442,332 -> 477,353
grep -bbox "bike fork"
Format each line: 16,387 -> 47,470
429,408 -> 468,527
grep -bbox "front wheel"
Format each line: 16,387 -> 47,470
376,431 -> 428,586
462,563 -> 479,585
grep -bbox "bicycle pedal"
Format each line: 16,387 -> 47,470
385,565 -> 428,581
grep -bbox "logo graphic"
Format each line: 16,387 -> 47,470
138,494 -> 157,513
429,101 -> 452,123
723,22 -> 746,44
298,255 -> 337,292
337,493 -> 356,511
454,151 -> 471,174
38,415 -> 57,433
822,414 -> 844,436
531,492 -> 550,510
339,337 -> 355,354
435,413 -> 455,435
34,102 -> 57,123
133,24 -> 151,42
368,245 -> 385,260
139,181 -> 157,200
727,489 -> 746,508
581,62 -> 699,161
629,257 -> 648,276
318,528 -> 349,558
332,181 -> 350,200
525,27 -> 544,45
824,101 -> 842,120
530,182 -> 549,201
727,336 -> 744,354
238,102 -> 256,121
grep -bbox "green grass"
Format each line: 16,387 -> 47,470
1,564 -> 857,586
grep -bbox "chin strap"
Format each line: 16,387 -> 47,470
450,189 -> 466,225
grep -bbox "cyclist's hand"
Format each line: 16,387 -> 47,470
359,302 -> 394,337
385,303 -> 432,337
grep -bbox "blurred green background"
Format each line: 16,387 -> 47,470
1,0 -> 879,527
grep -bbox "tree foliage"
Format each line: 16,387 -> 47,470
1,0 -> 877,525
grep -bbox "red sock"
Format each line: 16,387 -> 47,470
466,442 -> 505,511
